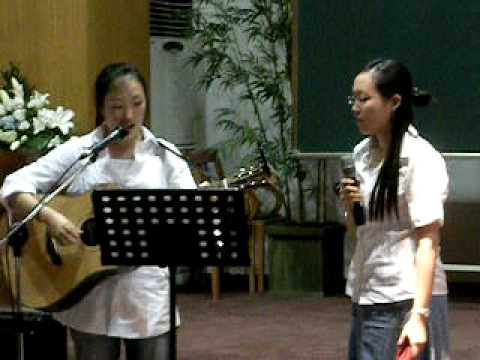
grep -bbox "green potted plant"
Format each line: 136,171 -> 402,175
188,0 -> 302,220
188,0 -> 345,294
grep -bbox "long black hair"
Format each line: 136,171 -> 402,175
94,62 -> 148,126
363,59 -> 431,221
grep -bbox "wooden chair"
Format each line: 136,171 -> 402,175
187,148 -> 225,185
186,148 -> 271,300
186,148 -> 227,300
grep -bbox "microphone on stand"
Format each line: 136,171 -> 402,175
341,154 -> 366,226
81,125 -> 131,160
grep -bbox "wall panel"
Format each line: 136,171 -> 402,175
0,1 -> 149,134
87,0 -> 150,127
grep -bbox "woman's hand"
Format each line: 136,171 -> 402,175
7,193 -> 82,245
339,178 -> 363,206
40,206 -> 82,245
397,313 -> 428,359
398,223 -> 440,358
338,178 -> 364,237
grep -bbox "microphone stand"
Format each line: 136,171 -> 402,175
155,138 -> 189,162
0,150 -> 100,360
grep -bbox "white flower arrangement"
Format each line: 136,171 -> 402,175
0,64 -> 74,152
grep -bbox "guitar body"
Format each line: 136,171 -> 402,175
0,193 -> 118,311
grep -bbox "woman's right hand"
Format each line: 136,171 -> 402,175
7,193 -> 82,245
39,206 -> 82,245
397,313 -> 428,359
339,178 -> 363,207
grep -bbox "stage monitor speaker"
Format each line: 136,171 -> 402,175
0,310 -> 67,360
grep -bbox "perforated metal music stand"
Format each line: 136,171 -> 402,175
91,188 -> 250,360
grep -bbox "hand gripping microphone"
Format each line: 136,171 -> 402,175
341,155 -> 366,226
81,126 -> 131,160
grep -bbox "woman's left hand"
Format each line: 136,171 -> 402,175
397,314 -> 428,359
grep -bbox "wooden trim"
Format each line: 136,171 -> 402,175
291,0 -> 299,148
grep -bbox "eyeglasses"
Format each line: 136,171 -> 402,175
347,95 -> 371,107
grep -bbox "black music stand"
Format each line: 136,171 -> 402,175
91,188 -> 250,360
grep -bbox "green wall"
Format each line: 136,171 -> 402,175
297,1 -> 480,153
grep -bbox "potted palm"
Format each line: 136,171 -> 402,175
188,0 -> 345,294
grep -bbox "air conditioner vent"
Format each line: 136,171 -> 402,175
150,0 -> 192,38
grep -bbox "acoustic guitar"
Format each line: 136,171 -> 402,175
0,165 -> 277,312
0,192 -> 118,312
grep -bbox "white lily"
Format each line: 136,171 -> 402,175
32,115 -> 47,135
11,77 -> 24,100
0,129 -> 17,144
13,108 -> 26,122
0,90 -> 14,111
36,108 -> 54,127
10,96 -> 25,111
27,90 -> 50,109
44,107 -> 75,135
9,78 -> 25,110
1,67 -> 75,152
10,140 -> 21,151
18,120 -> 30,130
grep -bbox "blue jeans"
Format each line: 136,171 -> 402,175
348,296 -> 450,360
70,328 -> 170,360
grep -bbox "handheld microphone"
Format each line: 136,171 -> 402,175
81,126 -> 131,160
341,155 -> 366,226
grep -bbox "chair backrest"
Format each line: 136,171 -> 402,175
186,148 -> 285,220
186,148 -> 225,185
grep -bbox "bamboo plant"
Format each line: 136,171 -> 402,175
188,0 -> 309,223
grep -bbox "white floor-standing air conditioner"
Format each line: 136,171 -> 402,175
149,36 -> 204,150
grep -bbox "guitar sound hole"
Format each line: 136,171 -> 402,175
81,218 -> 97,246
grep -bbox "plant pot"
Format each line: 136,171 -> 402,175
266,221 -> 346,295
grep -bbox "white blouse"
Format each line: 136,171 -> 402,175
1,127 -> 196,338
346,126 -> 449,305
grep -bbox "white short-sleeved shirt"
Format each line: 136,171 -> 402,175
1,127 -> 197,338
346,126 -> 449,305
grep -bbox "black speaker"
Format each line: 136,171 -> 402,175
321,222 -> 346,296
0,310 -> 67,359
